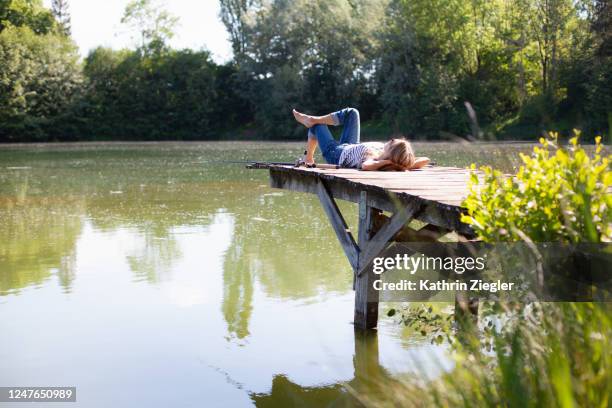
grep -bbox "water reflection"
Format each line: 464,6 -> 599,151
223,235 -> 254,340
0,196 -> 84,295
1,142 -> 529,406
220,190 -> 354,341
0,141 -> 535,298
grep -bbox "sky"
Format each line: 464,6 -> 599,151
42,0 -> 233,63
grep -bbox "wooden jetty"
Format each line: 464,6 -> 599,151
260,164 -> 477,330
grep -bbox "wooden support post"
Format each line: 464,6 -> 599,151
354,192 -> 381,330
316,179 -> 359,271
357,202 -> 422,277
267,166 -> 481,331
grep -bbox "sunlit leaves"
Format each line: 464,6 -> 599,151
463,131 -> 611,243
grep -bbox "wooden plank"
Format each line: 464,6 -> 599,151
316,179 -> 359,270
337,177 -> 470,182
319,171 -> 468,176
287,167 -> 471,176
389,191 -> 467,199
384,188 -> 469,194
295,170 -> 473,186
325,173 -> 470,179
339,176 -> 469,184
343,178 -> 470,184
331,174 -> 470,181
268,166 -> 475,236
417,201 -> 465,207
391,195 -> 466,203
292,165 -> 465,171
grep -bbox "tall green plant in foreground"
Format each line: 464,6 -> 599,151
461,133 -> 611,243
451,136 -> 610,407
378,136 -> 610,407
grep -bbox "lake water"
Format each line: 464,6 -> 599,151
0,141 -> 532,407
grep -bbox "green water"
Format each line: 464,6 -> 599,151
0,141 -> 533,407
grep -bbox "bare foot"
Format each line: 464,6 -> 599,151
293,109 -> 314,128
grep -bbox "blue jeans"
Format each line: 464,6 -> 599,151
308,107 -> 360,164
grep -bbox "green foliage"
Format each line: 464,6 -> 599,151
0,0 -> 55,34
450,136 -> 611,406
120,0 -> 178,54
80,47 -> 233,140
0,0 -> 610,141
0,25 -> 82,141
422,302 -> 612,408
377,0 -> 520,137
383,303 -> 610,408
226,0 -> 385,137
382,141 -> 611,407
388,304 -> 453,344
462,133 -> 611,242
219,0 -> 256,56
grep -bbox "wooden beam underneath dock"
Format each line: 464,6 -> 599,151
264,165 -> 478,329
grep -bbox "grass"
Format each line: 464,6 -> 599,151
361,302 -> 610,407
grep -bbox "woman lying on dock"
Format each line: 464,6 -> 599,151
293,107 -> 430,171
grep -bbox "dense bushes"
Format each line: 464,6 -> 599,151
0,0 -> 250,142
79,47 -> 234,140
0,0 -> 610,141
0,40 -> 248,142
0,0 -> 55,34
0,26 -> 82,141
224,0 -> 612,140
382,137 -> 611,407
462,133 -> 611,242
443,137 -> 611,407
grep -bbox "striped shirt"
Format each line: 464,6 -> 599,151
339,142 -> 384,169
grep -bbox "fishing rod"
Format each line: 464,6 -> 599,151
205,159 -> 340,169
214,160 -> 296,166
245,161 -> 340,170
211,150 -> 341,169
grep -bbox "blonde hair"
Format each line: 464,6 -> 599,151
378,138 -> 415,170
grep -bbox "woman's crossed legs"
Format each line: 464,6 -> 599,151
293,107 -> 361,165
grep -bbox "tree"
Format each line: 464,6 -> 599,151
120,0 -> 178,54
225,0 -> 385,137
587,0 -> 612,137
219,0 -> 259,57
0,26 -> 83,141
51,0 -> 70,36
0,0 -> 55,34
81,46 -> 229,140
375,0 -> 521,137
0,0 -> 607,141
529,0 -> 575,96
